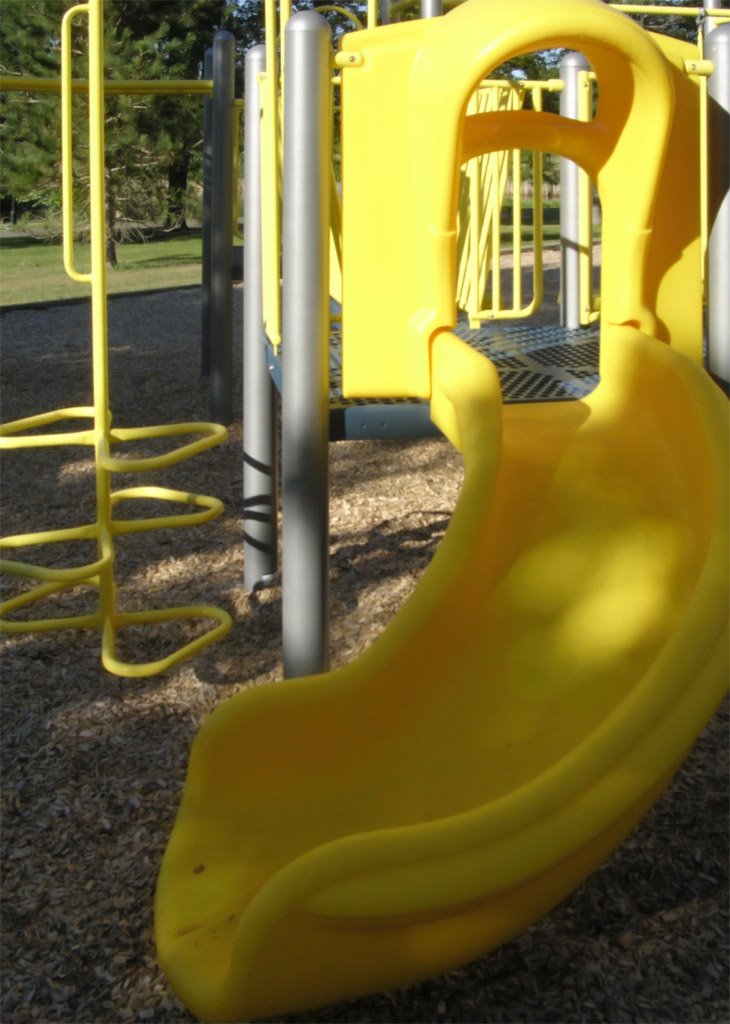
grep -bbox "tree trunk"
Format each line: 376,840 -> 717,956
166,155 -> 190,231
105,174 -> 118,267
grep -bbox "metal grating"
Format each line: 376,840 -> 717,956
329,319 -> 601,407
453,319 -> 601,403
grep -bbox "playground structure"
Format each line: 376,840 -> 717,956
0,3 -> 237,676
154,0 -> 729,1021
0,0 -> 728,1018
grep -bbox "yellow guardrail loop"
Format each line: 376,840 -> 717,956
456,79 -> 561,325
1,75 -> 214,95
110,487 -> 224,535
317,5 -> 365,31
1,0 -> 231,676
61,3 -> 92,284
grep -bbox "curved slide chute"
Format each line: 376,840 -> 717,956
156,327 -> 727,1021
156,0 -> 729,1017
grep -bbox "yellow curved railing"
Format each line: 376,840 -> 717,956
455,78 -> 565,326
0,0 -> 231,676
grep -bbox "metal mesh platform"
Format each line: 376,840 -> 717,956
268,320 -> 601,440
329,320 -> 600,407
453,320 -> 600,402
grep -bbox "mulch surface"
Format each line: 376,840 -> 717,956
1,277 -> 727,1023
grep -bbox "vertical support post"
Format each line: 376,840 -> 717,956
379,0 -> 390,26
421,0 -> 443,17
209,31 -> 235,425
86,0 -> 116,661
704,1 -> 720,38
201,47 -> 213,377
244,45 -> 279,591
559,51 -> 591,330
281,12 -> 331,678
706,24 -> 730,389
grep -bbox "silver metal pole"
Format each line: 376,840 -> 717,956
707,24 -> 730,388
281,12 -> 331,678
421,0 -> 443,17
201,47 -> 213,377
379,0 -> 391,25
244,45 -> 279,591
704,1 -> 720,38
559,51 -> 591,330
209,30 -> 235,425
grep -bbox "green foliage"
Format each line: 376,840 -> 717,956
1,0 -> 255,249
606,0 -> 699,44
0,2 -> 65,224
0,230 -> 203,305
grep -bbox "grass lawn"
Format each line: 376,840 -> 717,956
0,230 -> 204,307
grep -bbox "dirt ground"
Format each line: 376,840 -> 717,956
0,276 -> 728,1023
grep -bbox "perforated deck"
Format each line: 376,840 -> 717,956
454,320 -> 601,402
329,320 -> 600,406
267,321 -> 601,439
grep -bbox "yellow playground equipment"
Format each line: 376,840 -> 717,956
0,0 -> 231,676
156,0 -> 729,1020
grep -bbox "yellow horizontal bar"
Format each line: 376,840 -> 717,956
105,421 -> 226,473
0,521 -> 97,550
101,604 -> 232,678
110,485 -> 224,535
476,78 -> 564,92
0,406 -> 95,445
0,429 -> 95,450
0,578 -> 102,634
609,4 -> 728,17
0,548 -> 110,584
0,75 -> 213,96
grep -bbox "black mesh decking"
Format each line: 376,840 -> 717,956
269,319 -> 601,439
326,320 -> 600,438
453,320 -> 600,403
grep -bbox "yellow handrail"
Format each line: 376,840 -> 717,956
609,4 -> 728,17
1,75 -> 213,95
456,79 -> 561,325
316,5 -> 365,30
61,4 -> 92,284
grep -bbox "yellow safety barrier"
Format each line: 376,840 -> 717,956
258,4 -> 576,337
0,0 -> 231,677
456,79 -> 561,326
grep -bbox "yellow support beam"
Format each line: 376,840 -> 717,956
0,74 -> 213,95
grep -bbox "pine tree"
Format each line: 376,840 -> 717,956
0,1 -> 66,226
1,0 -> 251,260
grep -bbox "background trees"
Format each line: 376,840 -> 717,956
0,0 -> 251,257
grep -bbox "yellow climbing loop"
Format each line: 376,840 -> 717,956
0,0 -> 231,677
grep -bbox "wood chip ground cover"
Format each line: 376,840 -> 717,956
0,270 -> 727,1023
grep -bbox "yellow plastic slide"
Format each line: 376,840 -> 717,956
156,2 -> 729,1019
156,327 -> 727,1021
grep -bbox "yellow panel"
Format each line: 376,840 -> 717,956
340,20 -> 430,398
340,0 -> 703,400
